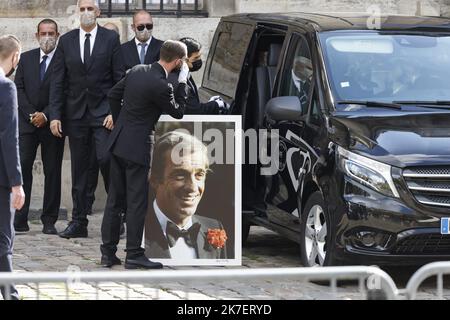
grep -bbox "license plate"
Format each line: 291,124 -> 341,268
441,218 -> 450,235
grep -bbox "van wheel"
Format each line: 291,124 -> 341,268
300,191 -> 336,267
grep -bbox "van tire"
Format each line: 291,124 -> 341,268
300,191 -> 336,267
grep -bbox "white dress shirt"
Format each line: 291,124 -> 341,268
135,36 -> 152,57
153,200 -> 197,259
40,47 -> 56,73
79,25 -> 98,63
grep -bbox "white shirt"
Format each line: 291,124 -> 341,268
40,48 -> 56,73
0,67 -> 5,78
135,37 -> 152,58
79,25 -> 98,63
153,200 -> 197,259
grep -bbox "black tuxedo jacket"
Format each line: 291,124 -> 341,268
14,48 -> 55,134
107,63 -> 187,167
144,202 -> 228,259
121,37 -> 164,71
0,75 -> 22,188
49,26 -> 125,122
168,72 -> 221,114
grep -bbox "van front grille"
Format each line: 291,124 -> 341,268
403,166 -> 450,208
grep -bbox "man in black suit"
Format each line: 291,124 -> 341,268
168,37 -> 229,115
49,0 -> 125,239
145,131 -> 227,260
0,35 -> 25,300
14,19 -> 65,235
100,40 -> 189,269
121,10 -> 163,71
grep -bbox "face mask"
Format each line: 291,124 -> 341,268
189,59 -> 203,72
80,11 -> 96,28
5,67 -> 15,78
39,36 -> 57,53
135,28 -> 152,43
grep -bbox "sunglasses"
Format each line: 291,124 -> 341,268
136,24 -> 153,31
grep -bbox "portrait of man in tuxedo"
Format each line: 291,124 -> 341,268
13,19 -> 65,235
121,10 -> 164,71
145,131 -> 228,261
49,0 -> 125,239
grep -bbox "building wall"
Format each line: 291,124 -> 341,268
1,0 -> 449,217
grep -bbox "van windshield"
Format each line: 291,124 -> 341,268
319,31 -> 450,109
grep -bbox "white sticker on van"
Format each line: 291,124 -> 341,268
341,82 -> 350,88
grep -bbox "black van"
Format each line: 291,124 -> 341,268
199,12 -> 450,266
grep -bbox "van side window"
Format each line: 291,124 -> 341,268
280,35 -> 314,114
206,22 -> 254,98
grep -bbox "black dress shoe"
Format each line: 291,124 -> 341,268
59,222 -> 88,239
42,224 -> 58,235
125,255 -> 163,270
101,254 -> 121,268
14,222 -> 30,232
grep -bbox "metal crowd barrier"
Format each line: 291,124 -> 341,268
0,266 -> 399,300
404,261 -> 450,300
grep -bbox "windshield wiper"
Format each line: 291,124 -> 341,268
393,101 -> 450,109
336,100 -> 402,109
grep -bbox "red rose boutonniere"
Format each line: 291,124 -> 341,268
207,229 -> 227,249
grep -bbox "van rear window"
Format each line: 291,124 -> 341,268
206,22 -> 254,97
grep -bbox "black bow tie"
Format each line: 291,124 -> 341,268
166,221 -> 201,248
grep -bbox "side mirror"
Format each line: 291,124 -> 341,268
265,96 -> 303,122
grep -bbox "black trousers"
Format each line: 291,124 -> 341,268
86,135 -> 109,212
15,128 -> 65,225
101,154 -> 149,258
0,187 -> 19,300
66,113 -> 110,226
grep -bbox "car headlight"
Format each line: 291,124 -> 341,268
337,146 -> 399,198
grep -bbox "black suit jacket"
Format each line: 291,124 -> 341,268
0,75 -> 22,188
168,72 -> 221,114
144,202 -> 228,259
107,63 -> 188,167
14,48 -> 55,134
121,37 -> 164,71
49,26 -> 125,122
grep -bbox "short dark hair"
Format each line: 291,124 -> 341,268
179,37 -> 202,58
37,19 -> 58,34
159,40 -> 187,63
150,131 -> 209,183
0,35 -> 21,60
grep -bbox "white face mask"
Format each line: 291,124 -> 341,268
80,11 -> 96,28
39,36 -> 57,53
135,28 -> 152,43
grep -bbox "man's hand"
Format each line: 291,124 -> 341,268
11,185 -> 25,210
103,115 -> 114,131
178,61 -> 190,84
50,120 -> 63,138
30,112 -> 47,128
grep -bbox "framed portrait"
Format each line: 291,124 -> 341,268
143,115 -> 242,266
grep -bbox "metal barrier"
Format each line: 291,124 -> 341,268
0,266 -> 399,300
405,261 -> 450,300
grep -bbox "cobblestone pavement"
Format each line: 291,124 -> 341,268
8,213 -> 450,300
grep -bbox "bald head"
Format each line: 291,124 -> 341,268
133,10 -> 152,25
77,0 -> 99,8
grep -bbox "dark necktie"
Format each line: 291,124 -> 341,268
40,55 -> 48,81
84,33 -> 91,65
166,221 -> 201,248
139,42 -> 147,64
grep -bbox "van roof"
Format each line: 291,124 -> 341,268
225,12 -> 450,32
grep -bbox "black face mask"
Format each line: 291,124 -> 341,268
190,59 -> 203,72
5,67 -> 15,78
